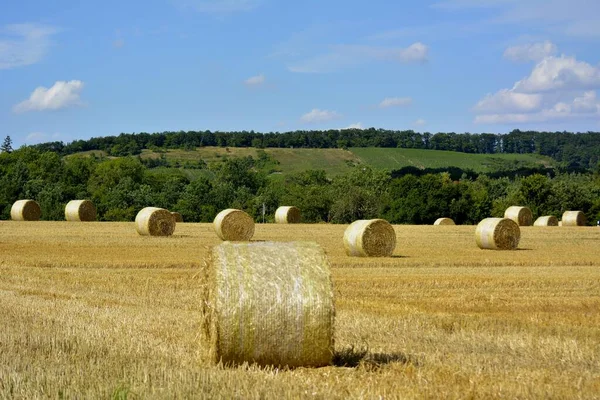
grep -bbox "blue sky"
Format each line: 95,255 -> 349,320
1,0 -> 600,147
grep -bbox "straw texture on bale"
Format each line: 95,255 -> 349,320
135,207 -> 176,236
275,206 -> 301,224
171,212 -> 183,223
533,216 -> 558,227
434,217 -> 455,226
202,241 -> 335,368
213,209 -> 255,241
11,200 -> 41,221
562,211 -> 586,226
504,206 -> 533,226
64,200 -> 96,222
343,219 -> 396,257
475,218 -> 521,250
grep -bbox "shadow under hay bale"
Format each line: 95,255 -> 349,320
275,206 -> 301,224
201,241 -> 334,368
343,219 -> 396,257
475,217 -> 520,250
11,200 -> 41,221
135,207 -> 176,236
65,200 -> 96,222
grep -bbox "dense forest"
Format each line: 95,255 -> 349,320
1,145 -> 599,225
31,129 -> 600,171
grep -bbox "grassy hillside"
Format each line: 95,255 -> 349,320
136,146 -> 553,177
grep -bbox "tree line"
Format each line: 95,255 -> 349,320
2,147 -> 599,225
30,129 -> 600,172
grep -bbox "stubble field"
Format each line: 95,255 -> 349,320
0,222 -> 599,399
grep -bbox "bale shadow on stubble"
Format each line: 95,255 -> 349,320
332,346 -> 419,369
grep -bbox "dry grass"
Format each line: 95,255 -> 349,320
0,222 -> 599,399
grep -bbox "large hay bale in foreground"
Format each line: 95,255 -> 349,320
11,200 -> 41,221
343,219 -> 396,257
171,212 -> 183,223
213,209 -> 255,241
562,211 -> 586,226
65,200 -> 96,222
275,206 -> 301,224
135,207 -> 176,236
202,241 -> 335,368
504,206 -> 533,226
475,218 -> 520,250
434,217 -> 455,226
533,216 -> 558,227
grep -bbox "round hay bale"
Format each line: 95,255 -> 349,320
343,219 -> 396,257
213,209 -> 255,241
135,207 -> 176,236
202,241 -> 335,368
434,217 -> 455,226
171,212 -> 183,223
558,221 -> 563,226
11,200 -> 41,221
533,216 -> 558,227
275,206 -> 301,224
64,200 -> 96,222
475,218 -> 520,250
504,206 -> 533,226
562,211 -> 586,226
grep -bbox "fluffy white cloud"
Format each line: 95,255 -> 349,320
343,122 -> 364,129
503,41 -> 557,62
13,80 -> 85,113
513,56 -> 600,93
413,119 -> 427,126
473,89 -> 542,112
300,108 -> 342,123
288,43 -> 428,73
244,74 -> 265,86
0,23 -> 58,69
379,97 -> 413,108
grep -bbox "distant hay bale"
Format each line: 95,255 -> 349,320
504,206 -> 533,226
475,218 -> 520,250
562,211 -> 586,226
11,200 -> 41,221
434,217 -> 455,226
135,207 -> 176,236
558,221 -> 563,226
275,206 -> 301,224
64,200 -> 96,222
171,212 -> 183,223
202,241 -> 334,367
343,219 -> 396,257
213,209 -> 255,241
533,216 -> 558,227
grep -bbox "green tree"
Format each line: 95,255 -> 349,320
1,136 -> 13,153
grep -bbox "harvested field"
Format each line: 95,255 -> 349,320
0,222 -> 599,398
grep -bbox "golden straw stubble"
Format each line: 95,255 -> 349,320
504,206 -> 533,226
10,200 -> 41,221
533,216 -> 558,227
275,206 -> 301,224
476,217 -> 521,250
202,241 -> 335,368
65,200 -> 96,222
562,211 -> 586,226
213,209 -> 255,241
135,207 -> 176,236
343,219 -> 397,257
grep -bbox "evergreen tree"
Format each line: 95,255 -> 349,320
1,136 -> 13,153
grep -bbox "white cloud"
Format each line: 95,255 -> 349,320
13,80 -> 85,113
174,0 -> 261,13
413,119 -> 427,126
343,122 -> 364,129
473,89 -> 542,112
513,56 -> 600,93
24,132 -> 61,144
244,74 -> 265,86
300,108 -> 342,123
0,23 -> 58,69
288,42 -> 429,73
503,41 -> 557,62
379,97 -> 413,108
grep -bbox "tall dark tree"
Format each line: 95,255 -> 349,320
1,136 -> 13,153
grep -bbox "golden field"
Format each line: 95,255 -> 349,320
0,221 -> 599,399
